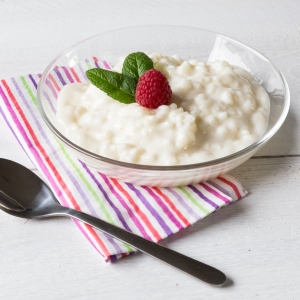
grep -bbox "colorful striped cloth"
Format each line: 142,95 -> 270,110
0,58 -> 247,261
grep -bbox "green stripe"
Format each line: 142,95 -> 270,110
85,61 -> 92,69
178,187 -> 210,215
21,76 -> 132,252
55,140 -> 132,251
56,139 -> 114,222
21,76 -> 113,221
20,76 -> 37,105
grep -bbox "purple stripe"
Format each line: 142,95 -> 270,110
165,187 -> 200,220
79,162 -> 132,232
188,185 -> 219,209
110,255 -> 118,262
11,77 -> 122,254
77,63 -> 88,80
202,183 -> 230,204
73,219 -> 105,259
12,79 -> 122,252
1,104 -> 43,184
0,106 -> 38,171
0,105 -> 26,152
94,60 -> 100,68
143,187 -> 183,230
0,105 -> 39,170
61,66 -> 74,83
29,74 -> 56,113
42,91 -> 56,113
126,183 -> 173,236
0,84 -> 69,208
13,77 -> 122,253
207,180 -> 231,197
29,74 -> 38,89
53,68 -> 66,86
100,174 -> 152,240
53,68 -> 67,86
29,73 -> 124,253
11,78 -> 98,215
34,69 -> 132,253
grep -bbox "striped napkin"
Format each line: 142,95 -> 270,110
0,57 -> 247,262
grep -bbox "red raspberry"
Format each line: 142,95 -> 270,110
135,69 -> 172,109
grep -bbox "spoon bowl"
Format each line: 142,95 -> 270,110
0,158 -> 227,286
0,159 -> 61,217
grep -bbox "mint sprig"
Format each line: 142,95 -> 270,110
86,52 -> 153,104
86,68 -> 137,104
122,52 -> 153,80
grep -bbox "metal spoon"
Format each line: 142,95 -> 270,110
0,158 -> 226,286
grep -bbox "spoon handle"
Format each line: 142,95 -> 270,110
61,207 -> 226,286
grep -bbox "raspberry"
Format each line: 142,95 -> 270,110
135,69 -> 172,109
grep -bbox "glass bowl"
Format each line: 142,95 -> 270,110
37,25 -> 290,187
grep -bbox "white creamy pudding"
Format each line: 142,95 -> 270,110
57,53 -> 270,165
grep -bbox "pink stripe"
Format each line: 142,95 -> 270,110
142,186 -> 183,230
0,84 -> 69,207
22,75 -> 123,255
2,79 -> 115,258
0,64 -> 248,262
45,78 -> 57,99
100,174 -> 152,240
153,187 -> 190,227
48,73 -> 61,92
112,178 -> 162,241
102,60 -> 111,70
12,77 -> 103,219
201,183 -> 231,204
73,219 -> 105,258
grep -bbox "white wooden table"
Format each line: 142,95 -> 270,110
1,1 -> 299,299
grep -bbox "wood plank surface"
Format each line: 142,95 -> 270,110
0,0 -> 299,299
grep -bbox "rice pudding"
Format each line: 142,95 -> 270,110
57,53 -> 270,165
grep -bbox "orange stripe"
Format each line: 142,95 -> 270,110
111,178 -> 162,241
2,79 -> 111,256
49,67 -> 111,255
84,223 -> 111,257
153,188 -> 190,227
218,177 -> 241,198
2,80 -> 79,209
70,67 -> 81,82
48,73 -> 61,92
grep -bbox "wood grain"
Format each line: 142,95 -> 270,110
0,0 -> 299,299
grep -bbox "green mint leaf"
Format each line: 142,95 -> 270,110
86,68 -> 137,104
122,52 -> 154,80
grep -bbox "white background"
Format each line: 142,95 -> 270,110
0,1 -> 299,299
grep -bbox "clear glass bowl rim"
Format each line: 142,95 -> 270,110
37,25 -> 290,172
